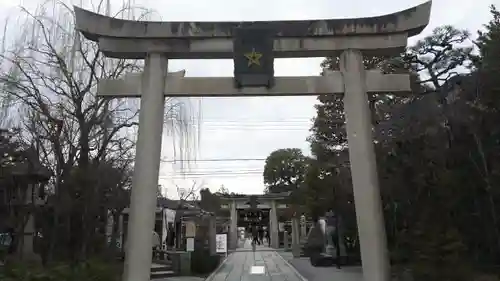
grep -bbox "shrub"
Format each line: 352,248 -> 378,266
0,258 -> 122,281
304,222 -> 324,256
190,249 -> 221,275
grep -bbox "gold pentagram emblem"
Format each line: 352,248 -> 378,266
244,48 -> 262,67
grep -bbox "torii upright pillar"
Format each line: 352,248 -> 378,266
341,49 -> 388,281
74,3 -> 432,281
123,54 -> 168,281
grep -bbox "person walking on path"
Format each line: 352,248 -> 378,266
258,227 -> 264,245
252,226 -> 260,245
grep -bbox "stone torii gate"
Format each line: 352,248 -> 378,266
74,3 -> 431,281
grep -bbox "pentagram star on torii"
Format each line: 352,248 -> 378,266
244,48 -> 262,67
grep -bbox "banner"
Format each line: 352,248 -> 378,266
233,26 -> 275,88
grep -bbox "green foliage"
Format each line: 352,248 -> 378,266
302,161 -> 330,217
0,128 -> 23,170
199,188 -> 221,213
405,25 -> 473,90
0,259 -> 122,281
304,221 -> 325,257
476,5 -> 500,110
190,249 -> 220,275
299,12 -> 500,280
407,218 -> 471,281
263,148 -> 308,194
308,95 -> 347,160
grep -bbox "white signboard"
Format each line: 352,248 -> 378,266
279,222 -> 285,232
186,237 -> 195,252
162,208 -> 176,249
185,221 -> 196,237
215,234 -> 227,253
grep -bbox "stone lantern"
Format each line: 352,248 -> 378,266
4,147 -> 51,261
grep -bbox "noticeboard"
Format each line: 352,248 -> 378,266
185,221 -> 196,237
186,237 -> 194,252
215,234 -> 227,253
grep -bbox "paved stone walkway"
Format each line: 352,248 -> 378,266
153,278 -> 204,281
207,241 -> 305,281
278,252 -> 363,281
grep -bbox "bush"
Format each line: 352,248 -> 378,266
304,223 -> 324,256
0,258 -> 122,281
190,249 -> 221,275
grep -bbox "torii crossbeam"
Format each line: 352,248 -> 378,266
98,70 -> 411,97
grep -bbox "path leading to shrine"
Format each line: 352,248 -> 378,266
207,240 -> 306,281
278,252 -> 363,281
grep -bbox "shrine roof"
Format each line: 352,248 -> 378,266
218,192 -> 291,201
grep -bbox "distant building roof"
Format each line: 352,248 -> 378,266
218,191 -> 291,201
155,197 -> 214,218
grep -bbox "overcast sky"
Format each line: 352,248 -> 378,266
0,0 -> 497,197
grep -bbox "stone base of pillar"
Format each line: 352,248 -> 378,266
283,231 -> 289,251
208,218 -> 216,255
271,231 -> 279,249
292,218 -> 300,257
230,231 -> 238,250
24,252 -> 42,264
300,225 -> 307,239
8,251 -> 42,265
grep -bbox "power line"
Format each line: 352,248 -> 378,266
165,169 -> 262,173
163,167 -> 265,172
160,171 -> 263,175
177,121 -> 309,125
201,127 -> 311,131
196,123 -> 311,126
161,170 -> 263,175
184,117 -> 341,122
200,125 -> 310,128
172,117 -> 343,131
161,173 -> 263,179
195,118 -> 313,124
194,122 -> 312,126
161,158 -> 266,162
186,118 -> 315,122
160,170 -> 264,178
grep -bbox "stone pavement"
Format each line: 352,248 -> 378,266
278,252 -> 363,281
151,241 -> 362,281
153,277 -> 204,281
206,240 -> 306,281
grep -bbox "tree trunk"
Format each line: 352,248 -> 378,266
109,212 -> 121,253
46,209 -> 59,263
472,133 -> 500,254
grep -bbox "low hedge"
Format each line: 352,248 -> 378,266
0,259 -> 122,281
190,249 -> 221,275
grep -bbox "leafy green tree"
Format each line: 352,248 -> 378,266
0,128 -> 51,260
468,4 -> 500,262
377,21 -> 500,279
0,0 -> 197,263
405,25 -> 473,91
199,188 -> 221,213
306,22 -> 495,279
216,185 -> 230,195
262,148 -> 308,194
